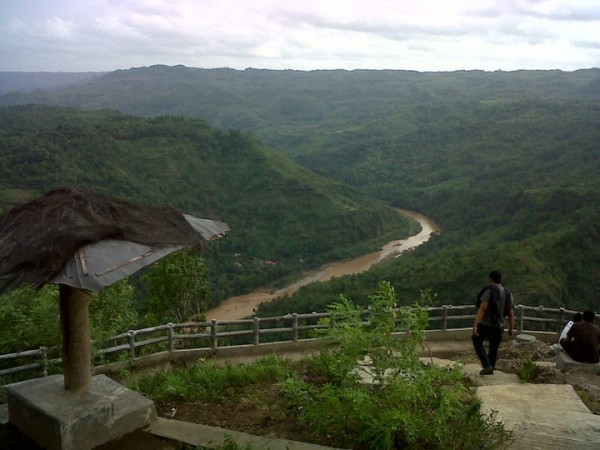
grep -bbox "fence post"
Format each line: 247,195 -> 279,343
128,330 -> 136,359
40,346 -> 48,377
292,313 -> 299,342
441,305 -> 448,331
253,317 -> 260,345
558,308 -> 565,335
211,319 -> 218,350
517,305 -> 525,333
168,323 -> 174,352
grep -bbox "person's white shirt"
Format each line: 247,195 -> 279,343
559,321 -> 574,344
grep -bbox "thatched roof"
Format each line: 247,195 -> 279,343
0,187 -> 207,289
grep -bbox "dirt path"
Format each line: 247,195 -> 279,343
205,209 -> 440,320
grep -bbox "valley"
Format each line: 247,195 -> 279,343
206,208 -> 440,320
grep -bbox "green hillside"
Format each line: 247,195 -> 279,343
1,67 -> 599,312
0,105 -> 416,305
1,66 -> 598,144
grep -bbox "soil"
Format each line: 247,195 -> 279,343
2,342 -> 599,449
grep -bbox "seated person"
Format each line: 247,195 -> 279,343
559,312 -> 582,346
559,310 -> 600,364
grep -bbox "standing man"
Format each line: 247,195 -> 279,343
559,310 -> 600,363
472,270 -> 515,375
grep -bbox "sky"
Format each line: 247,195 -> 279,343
1,0 -> 599,73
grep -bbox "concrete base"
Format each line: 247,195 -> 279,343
556,352 -> 600,373
6,374 -> 156,450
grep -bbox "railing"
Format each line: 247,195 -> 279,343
0,304 -> 583,386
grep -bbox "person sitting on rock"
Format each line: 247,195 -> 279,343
559,310 -> 600,364
559,312 -> 582,346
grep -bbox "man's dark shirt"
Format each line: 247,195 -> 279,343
565,322 -> 600,363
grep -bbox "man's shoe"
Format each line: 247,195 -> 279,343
479,367 -> 494,375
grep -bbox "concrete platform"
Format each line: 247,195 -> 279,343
6,374 -> 156,450
462,363 -> 521,386
556,351 -> 600,373
477,383 -> 600,449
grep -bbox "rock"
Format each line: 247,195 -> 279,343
515,334 -> 537,344
547,343 -> 562,356
556,352 -> 600,373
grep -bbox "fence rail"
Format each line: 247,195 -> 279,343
0,304 -> 581,386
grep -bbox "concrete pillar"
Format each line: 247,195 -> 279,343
59,284 -> 92,392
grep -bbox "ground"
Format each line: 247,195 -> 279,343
455,339 -> 600,414
2,339 -> 600,449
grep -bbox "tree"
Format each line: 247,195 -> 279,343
139,248 -> 210,325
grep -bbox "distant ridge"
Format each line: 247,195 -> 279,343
0,71 -> 105,97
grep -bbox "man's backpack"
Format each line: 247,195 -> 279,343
475,285 -> 513,325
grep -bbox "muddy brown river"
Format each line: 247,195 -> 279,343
205,209 -> 440,320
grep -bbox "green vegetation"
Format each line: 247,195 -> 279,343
0,280 -> 137,355
124,283 -> 512,449
1,67 -> 597,448
0,104 -> 415,309
0,67 -> 599,331
139,248 -> 210,325
517,358 -> 538,383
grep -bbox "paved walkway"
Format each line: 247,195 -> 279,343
463,363 -> 600,449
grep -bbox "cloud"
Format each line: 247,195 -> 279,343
0,0 -> 598,72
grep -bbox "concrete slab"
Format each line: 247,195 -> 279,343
6,374 -> 156,450
148,417 -> 347,450
477,383 -> 600,449
556,352 -> 600,373
419,356 -> 462,370
462,363 -> 520,386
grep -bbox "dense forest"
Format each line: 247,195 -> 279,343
0,66 -> 599,325
0,105 -> 415,304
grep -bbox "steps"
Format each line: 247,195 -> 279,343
463,364 -> 600,449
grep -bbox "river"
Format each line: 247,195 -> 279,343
205,209 -> 440,320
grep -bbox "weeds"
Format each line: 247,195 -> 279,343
126,354 -> 292,402
517,358 -> 537,383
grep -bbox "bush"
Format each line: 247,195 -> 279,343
281,281 -> 513,449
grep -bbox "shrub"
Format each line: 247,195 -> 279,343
281,281 -> 513,449
517,358 -> 537,383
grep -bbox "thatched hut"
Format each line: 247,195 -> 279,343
0,187 -> 228,391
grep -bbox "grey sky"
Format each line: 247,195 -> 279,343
1,0 -> 598,72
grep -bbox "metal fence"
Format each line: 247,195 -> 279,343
0,304 -> 581,386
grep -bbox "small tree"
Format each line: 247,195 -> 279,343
282,281 -> 512,449
322,281 -> 430,388
139,248 -> 210,325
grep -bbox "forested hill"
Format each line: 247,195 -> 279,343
0,71 -> 105,97
0,105 -> 416,304
1,67 -> 599,312
1,67 -> 599,146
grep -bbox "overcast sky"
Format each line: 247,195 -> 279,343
1,0 -> 599,73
